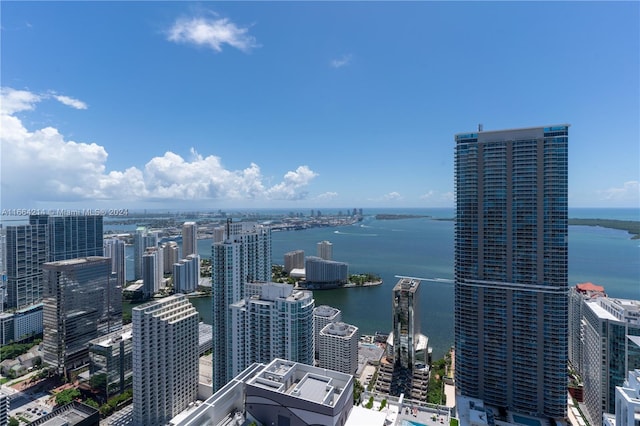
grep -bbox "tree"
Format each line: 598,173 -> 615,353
55,388 -> 80,405
84,398 -> 99,408
8,417 -> 19,426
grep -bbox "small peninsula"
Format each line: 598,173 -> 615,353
375,214 -> 430,220
569,218 -> 640,239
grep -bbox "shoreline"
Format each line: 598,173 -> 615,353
296,280 -> 383,290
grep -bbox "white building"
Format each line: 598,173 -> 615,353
615,367 -> 640,426
162,241 -> 180,274
133,294 -> 199,426
142,246 -> 164,298
313,305 -> 342,359
317,240 -> 333,260
581,297 -> 640,424
319,322 -> 359,375
13,303 -> 43,342
305,256 -> 348,288
182,222 -> 198,257
104,238 -> 126,288
230,282 -> 315,379
284,250 -> 305,273
173,254 -> 200,294
212,220 -> 271,391
170,359 -> 354,426
133,227 -> 157,280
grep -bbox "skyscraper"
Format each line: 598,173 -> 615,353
317,240 -> 333,260
35,215 -> 103,261
5,222 -> 48,309
182,222 -> 197,257
229,282 -> 315,378
104,238 -> 126,289
133,227 -> 157,280
42,257 -> 115,378
211,220 -> 271,391
318,322 -> 358,375
132,294 -> 198,425
454,125 -> 569,418
392,278 -> 424,370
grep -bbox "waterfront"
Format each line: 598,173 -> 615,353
126,207 -> 640,360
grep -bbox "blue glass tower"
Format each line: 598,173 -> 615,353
454,125 -> 568,418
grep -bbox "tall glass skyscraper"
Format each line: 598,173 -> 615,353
454,125 -> 568,418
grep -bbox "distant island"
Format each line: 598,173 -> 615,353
569,218 -> 640,239
432,217 -> 639,239
375,214 -> 430,220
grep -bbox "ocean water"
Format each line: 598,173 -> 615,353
127,207 -> 640,360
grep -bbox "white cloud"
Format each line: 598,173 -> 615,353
599,181 -> 640,203
330,54 -> 352,68
52,94 -> 88,110
167,15 -> 259,53
383,192 -> 403,201
419,190 -> 435,200
316,192 -> 338,200
0,87 -> 317,207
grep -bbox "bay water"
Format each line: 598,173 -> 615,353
126,207 -> 640,360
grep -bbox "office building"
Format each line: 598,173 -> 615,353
212,220 -> 271,391
42,257 -> 116,378
318,322 -> 359,375
174,254 -> 200,294
170,359 -> 354,426
133,294 -> 199,426
454,125 -> 569,418
104,238 -> 126,289
182,222 -> 197,257
569,282 -> 607,375
284,250 -> 305,273
304,256 -> 348,288
88,324 -> 133,399
581,297 -> 640,424
5,221 -> 48,309
317,240 -> 333,260
313,305 -> 342,359
229,282 -> 315,379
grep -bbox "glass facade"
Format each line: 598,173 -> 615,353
454,125 -> 568,418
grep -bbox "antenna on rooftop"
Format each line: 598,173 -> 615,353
478,123 -> 483,132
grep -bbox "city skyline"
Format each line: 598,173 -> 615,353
1,2 -> 638,210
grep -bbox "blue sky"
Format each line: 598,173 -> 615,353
1,1 -> 638,211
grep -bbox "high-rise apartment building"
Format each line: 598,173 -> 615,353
132,294 -> 199,426
5,221 -> 48,309
104,238 -> 126,288
173,254 -> 199,294
392,278 -> 423,369
212,220 -> 271,391
581,297 -> 640,424
568,282 -> 607,375
133,227 -> 157,280
313,305 -> 342,359
89,324 -> 133,399
31,215 -> 103,261
162,241 -> 180,274
317,240 -> 333,260
142,246 -> 163,299
304,256 -> 348,288
42,257 -> 117,378
318,322 -> 358,375
454,125 -> 569,418
229,282 -> 314,378
182,222 -> 198,257
284,249 -> 305,273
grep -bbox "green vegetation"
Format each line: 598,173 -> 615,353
353,379 -> 364,404
55,388 -> 81,405
349,273 -> 381,286
365,396 -> 374,409
427,357 -> 448,405
367,369 -> 378,392
272,264 -> 296,284
569,218 -> 640,239
0,339 -> 42,360
379,399 -> 387,411
84,398 -> 100,409
450,418 -> 459,426
8,417 -> 19,426
99,388 -> 133,417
